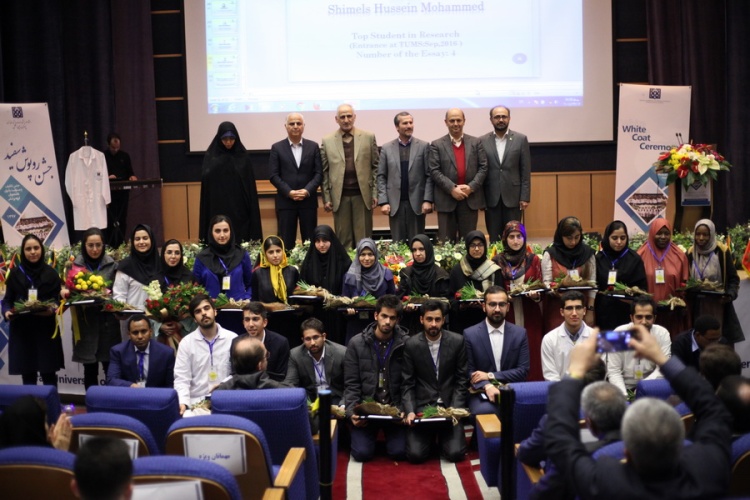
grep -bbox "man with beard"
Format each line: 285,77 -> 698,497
107,314 -> 175,388
284,317 -> 347,405
231,302 -> 289,381
174,294 -> 237,415
479,105 -> 531,242
344,294 -> 409,462
402,300 -> 468,463
464,286 -> 530,414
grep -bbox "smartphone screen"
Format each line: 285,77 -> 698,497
596,330 -> 633,353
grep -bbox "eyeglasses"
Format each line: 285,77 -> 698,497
633,314 -> 654,321
469,243 -> 484,249
486,302 -> 508,309
563,305 -> 586,312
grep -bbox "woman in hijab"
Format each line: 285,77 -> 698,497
199,122 -> 262,243
400,234 -> 450,300
637,218 -> 690,336
686,219 -> 743,343
449,230 -> 501,334
156,239 -> 197,352
1,234 -> 63,386
492,221 -> 544,380
542,216 -> 596,330
299,225 -> 351,295
192,215 -> 253,300
342,238 -> 396,344
252,235 -> 299,304
0,396 -> 71,451
113,224 -> 161,310
65,227 -> 120,389
594,220 -> 648,330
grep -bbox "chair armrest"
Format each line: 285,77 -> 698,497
330,419 -> 338,440
273,447 -> 306,489
515,443 -> 544,484
262,487 -> 286,500
476,414 -> 501,438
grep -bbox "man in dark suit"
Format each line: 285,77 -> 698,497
106,314 -> 175,388
231,302 -> 290,382
464,286 -> 530,414
284,317 -> 347,405
479,105 -> 531,242
671,314 -> 728,370
546,325 -> 732,499
428,108 -> 487,242
376,112 -> 433,242
402,300 -> 468,463
268,113 -> 323,250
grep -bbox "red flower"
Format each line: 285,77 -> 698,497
658,151 -> 670,161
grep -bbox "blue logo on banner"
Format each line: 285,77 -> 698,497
11,107 -> 23,119
649,88 -> 662,100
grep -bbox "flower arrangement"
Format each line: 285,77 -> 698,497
144,281 -> 208,321
68,270 -> 111,302
433,240 -> 465,272
653,143 -> 731,188
287,239 -> 310,268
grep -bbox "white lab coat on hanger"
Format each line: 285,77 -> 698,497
65,146 -> 111,230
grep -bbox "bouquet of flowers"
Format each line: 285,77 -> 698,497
416,405 -> 471,426
287,240 -> 310,268
600,281 -> 652,297
653,143 -> 731,188
11,298 -> 58,315
213,293 -> 251,310
433,241 -> 465,272
508,278 -> 547,297
68,270 -> 111,302
456,282 -> 482,300
144,281 -> 208,321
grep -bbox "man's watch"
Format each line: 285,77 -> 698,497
487,372 -> 496,381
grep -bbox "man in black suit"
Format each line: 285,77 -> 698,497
671,314 -> 728,370
479,105 -> 531,242
402,300 -> 468,463
106,314 -> 175,388
428,108 -> 488,242
268,112 -> 323,250
231,302 -> 290,381
546,325 -> 732,499
464,286 -> 530,414
284,317 -> 347,405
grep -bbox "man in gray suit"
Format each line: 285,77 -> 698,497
480,105 -> 531,242
377,112 -> 433,242
321,104 -> 379,248
283,317 -> 347,406
429,108 -> 488,242
402,300 -> 468,463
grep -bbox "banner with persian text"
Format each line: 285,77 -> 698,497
614,84 -> 691,236
0,103 -> 69,248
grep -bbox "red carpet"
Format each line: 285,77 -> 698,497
332,432 -> 488,499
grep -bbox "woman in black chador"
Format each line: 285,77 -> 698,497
199,122 -> 263,243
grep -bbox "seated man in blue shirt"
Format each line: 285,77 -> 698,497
107,314 -> 175,388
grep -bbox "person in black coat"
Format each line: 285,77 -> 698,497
1,234 -> 63,386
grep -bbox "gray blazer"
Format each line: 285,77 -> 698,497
376,137 -> 433,216
401,330 -> 468,414
283,340 -> 347,405
479,130 -> 531,209
428,134 -> 487,212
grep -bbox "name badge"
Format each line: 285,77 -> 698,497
655,269 -> 665,284
222,276 -> 231,290
634,361 -> 644,380
28,288 -> 38,302
136,379 -> 146,388
607,270 -> 617,285
208,367 -> 219,383
568,269 -> 580,280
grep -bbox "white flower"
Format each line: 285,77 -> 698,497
434,254 -> 443,262
453,252 -> 463,260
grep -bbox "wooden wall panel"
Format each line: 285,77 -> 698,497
162,184 -> 189,241
186,183 -> 201,240
591,172 -> 617,233
557,174 -> 593,231
525,174 -> 559,237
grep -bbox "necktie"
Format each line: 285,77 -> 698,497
137,351 -> 145,381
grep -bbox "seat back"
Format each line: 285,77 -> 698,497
132,455 -> 241,500
166,414 -> 275,500
592,441 -> 626,460
731,433 -> 750,495
85,386 -> 180,452
0,384 -> 61,424
0,445 -> 76,499
511,381 -> 553,443
70,412 -> 160,457
212,388 -> 318,500
635,379 -> 674,400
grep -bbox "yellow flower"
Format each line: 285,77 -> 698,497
92,284 -> 100,290
75,271 -> 84,279
75,284 -> 81,290
81,284 -> 88,291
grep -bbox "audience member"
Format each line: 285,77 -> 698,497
541,291 -> 593,381
464,286 -> 529,415
716,375 -> 750,436
0,396 -> 71,451
545,325 -> 733,499
699,343 -> 742,391
174,294 -> 237,415
71,436 -> 133,500
231,302 -> 290,381
671,314 -> 729,370
215,336 -> 284,391
283,317 -> 347,405
402,300 -> 468,463
344,295 -> 408,462
106,314 -> 175,388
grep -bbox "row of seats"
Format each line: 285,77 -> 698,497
0,384 -> 338,500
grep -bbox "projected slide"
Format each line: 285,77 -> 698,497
204,0 -> 582,113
